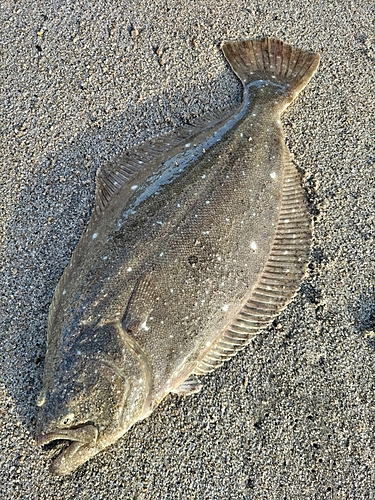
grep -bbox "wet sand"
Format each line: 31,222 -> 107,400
1,1 -> 374,498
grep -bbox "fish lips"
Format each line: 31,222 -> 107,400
37,424 -> 100,475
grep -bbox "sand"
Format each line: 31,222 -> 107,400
1,0 -> 374,498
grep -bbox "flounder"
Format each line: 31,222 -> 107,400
36,38 -> 320,475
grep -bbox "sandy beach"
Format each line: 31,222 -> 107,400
1,1 -> 374,498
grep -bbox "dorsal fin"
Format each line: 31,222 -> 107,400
48,105 -> 236,329
93,106 -> 236,219
194,158 -> 311,376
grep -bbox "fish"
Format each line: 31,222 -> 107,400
36,37 -> 320,475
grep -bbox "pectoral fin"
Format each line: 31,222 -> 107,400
122,273 -> 158,334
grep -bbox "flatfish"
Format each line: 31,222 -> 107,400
36,38 -> 320,475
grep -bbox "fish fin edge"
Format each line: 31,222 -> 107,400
222,38 -> 320,103
171,375 -> 203,396
48,106 -> 237,328
194,157 -> 311,375
122,273 -> 158,333
93,106 -> 237,218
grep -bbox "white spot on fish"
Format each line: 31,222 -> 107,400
205,200 -> 210,204
250,241 -> 257,251
206,341 -> 211,347
131,185 -> 138,190
159,252 -> 164,257
170,289 -> 173,293
77,350 -> 81,355
177,203 -> 181,207
222,304 -> 229,312
127,267 -> 132,272
270,172 -> 277,179
252,113 -> 257,117
92,233 -> 98,239
62,289 -> 66,295
140,321 -> 149,331
249,148 -> 253,152
102,256 -> 108,261
185,143 -> 191,148
201,174 -> 206,179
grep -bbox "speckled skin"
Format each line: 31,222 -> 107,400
36,39 -> 319,475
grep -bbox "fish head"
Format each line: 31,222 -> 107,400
37,322 -> 150,475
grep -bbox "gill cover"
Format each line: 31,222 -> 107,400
37,322 -> 151,475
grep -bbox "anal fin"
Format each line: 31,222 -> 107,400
194,158 -> 311,376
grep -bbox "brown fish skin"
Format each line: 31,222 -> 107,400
36,38 -> 319,475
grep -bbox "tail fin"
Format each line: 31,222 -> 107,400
222,38 -> 319,103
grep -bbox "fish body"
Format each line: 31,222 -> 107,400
36,38 -> 320,474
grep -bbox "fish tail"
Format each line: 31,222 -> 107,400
222,38 -> 319,105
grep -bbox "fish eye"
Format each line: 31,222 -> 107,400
60,412 -> 75,427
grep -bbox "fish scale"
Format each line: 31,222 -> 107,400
36,37 -> 320,475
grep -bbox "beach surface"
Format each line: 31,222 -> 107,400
1,1 -> 374,498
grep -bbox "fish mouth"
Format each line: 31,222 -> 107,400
37,424 -> 99,475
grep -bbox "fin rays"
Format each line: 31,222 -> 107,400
194,158 -> 311,376
222,38 -> 320,103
